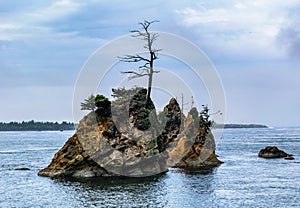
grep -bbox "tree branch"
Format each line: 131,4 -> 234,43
130,30 -> 145,38
139,20 -> 159,31
121,71 -> 149,80
118,54 -> 151,63
139,62 -> 150,69
118,20 -> 160,104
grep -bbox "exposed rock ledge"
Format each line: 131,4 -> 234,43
38,89 -> 222,178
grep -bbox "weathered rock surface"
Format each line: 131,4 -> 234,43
258,146 -> 289,158
38,89 -> 222,178
168,107 -> 222,168
157,98 -> 182,153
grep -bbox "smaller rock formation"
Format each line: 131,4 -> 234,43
15,167 -> 30,171
258,146 -> 291,158
284,155 -> 295,160
168,107 -> 222,168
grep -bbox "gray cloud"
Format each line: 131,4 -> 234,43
276,5 -> 300,59
278,27 -> 300,59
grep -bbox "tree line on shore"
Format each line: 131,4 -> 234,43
0,120 -> 76,131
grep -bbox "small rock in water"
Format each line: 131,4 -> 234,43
15,167 -> 30,171
284,155 -> 295,160
258,146 -> 289,158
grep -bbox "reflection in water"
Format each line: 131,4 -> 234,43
164,168 -> 217,207
171,167 -> 216,175
53,174 -> 169,207
51,169 -> 217,208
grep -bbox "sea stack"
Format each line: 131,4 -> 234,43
38,88 -> 221,178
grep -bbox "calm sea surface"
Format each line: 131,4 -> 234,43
0,128 -> 299,208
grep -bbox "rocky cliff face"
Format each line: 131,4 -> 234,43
157,98 -> 182,153
163,105 -> 222,168
38,89 -> 221,178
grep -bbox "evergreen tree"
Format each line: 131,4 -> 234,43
80,94 -> 96,111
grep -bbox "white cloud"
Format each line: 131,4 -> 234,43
27,0 -> 82,23
178,8 -> 229,25
0,23 -> 21,40
0,0 -> 83,41
0,23 -> 20,30
176,0 -> 300,61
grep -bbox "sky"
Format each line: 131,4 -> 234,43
0,0 -> 300,127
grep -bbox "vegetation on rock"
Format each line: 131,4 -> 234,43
200,105 -> 212,129
80,94 -> 96,111
95,94 -> 111,121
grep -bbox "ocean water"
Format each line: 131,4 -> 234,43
0,128 -> 299,208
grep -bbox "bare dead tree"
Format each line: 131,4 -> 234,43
118,20 -> 161,106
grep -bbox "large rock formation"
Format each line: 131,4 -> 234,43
38,89 -> 221,178
39,89 -> 166,177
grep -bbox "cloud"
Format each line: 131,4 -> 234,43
0,23 -> 19,30
0,0 -> 84,41
27,0 -> 82,23
277,7 -> 300,59
0,22 -> 24,41
0,0 -> 108,89
1,0 -> 300,125
0,32 -> 105,88
279,29 -> 300,59
176,0 -> 300,62
41,0 -> 187,39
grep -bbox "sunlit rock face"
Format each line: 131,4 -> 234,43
167,107 -> 222,168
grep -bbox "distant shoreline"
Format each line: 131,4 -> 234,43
213,124 -> 268,129
0,121 -> 76,132
0,120 -> 268,131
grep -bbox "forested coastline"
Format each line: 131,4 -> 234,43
213,123 -> 268,129
0,120 -> 76,131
